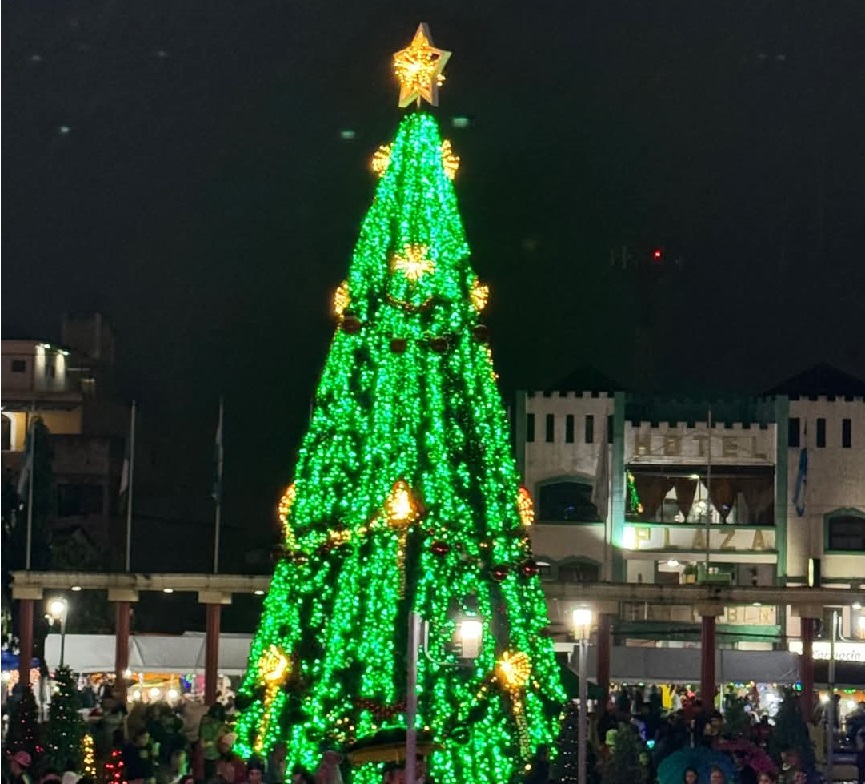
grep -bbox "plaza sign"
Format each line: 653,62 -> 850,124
788,641 -> 865,663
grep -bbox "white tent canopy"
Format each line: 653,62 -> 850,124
44,632 -> 253,675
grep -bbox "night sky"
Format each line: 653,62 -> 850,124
4,1 -> 865,566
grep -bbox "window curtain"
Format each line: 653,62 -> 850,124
673,478 -> 698,520
736,477 -> 774,524
634,475 -> 674,520
708,477 -> 736,522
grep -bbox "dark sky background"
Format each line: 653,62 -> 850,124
4,0 -> 865,575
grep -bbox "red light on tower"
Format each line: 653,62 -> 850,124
652,248 -> 663,262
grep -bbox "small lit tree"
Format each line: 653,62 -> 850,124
46,665 -> 84,770
768,687 -> 814,770
6,686 -> 43,760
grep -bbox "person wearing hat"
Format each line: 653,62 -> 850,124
7,752 -> 33,784
214,734 -> 246,784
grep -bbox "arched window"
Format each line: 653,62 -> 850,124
1,415 -> 11,452
557,559 -> 601,583
538,479 -> 598,522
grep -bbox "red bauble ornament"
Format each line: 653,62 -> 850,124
341,313 -> 362,334
520,558 -> 540,578
429,336 -> 449,353
491,564 -> 510,583
430,540 -> 451,557
472,324 -> 490,343
390,338 -> 408,353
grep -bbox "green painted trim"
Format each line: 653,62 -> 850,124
623,521 -> 775,530
775,396 -> 789,580
535,473 -> 596,488
822,506 -> 865,555
631,548 -> 778,555
515,390 -> 527,480
610,392 -> 626,581
535,520 -> 604,527
614,620 -> 781,643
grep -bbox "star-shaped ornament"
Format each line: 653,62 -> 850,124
391,244 -> 435,282
393,23 -> 451,108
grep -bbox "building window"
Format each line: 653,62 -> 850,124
558,561 -> 600,583
565,415 -> 575,444
526,413 -> 535,443
826,512 -> 865,552
788,418 -> 800,448
545,414 -> 555,443
538,480 -> 598,522
57,484 -> 104,517
842,419 -> 852,449
816,418 -> 826,448
585,415 -> 595,444
11,359 -> 27,373
1,415 -> 10,452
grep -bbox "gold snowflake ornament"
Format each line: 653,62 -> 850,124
391,244 -> 435,282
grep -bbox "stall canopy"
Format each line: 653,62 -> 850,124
44,633 -> 253,674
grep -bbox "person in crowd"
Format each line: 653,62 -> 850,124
709,767 -> 726,784
39,769 -> 62,784
199,704 -> 228,783
757,773 -> 777,784
265,743 -> 287,784
733,751 -> 758,784
61,773 -> 81,784
162,749 -> 188,784
6,752 -> 33,784
856,721 -> 865,784
524,745 -> 549,784
214,734 -> 246,784
123,727 -> 157,784
313,752 -> 342,784
289,766 -> 314,784
682,768 -> 698,784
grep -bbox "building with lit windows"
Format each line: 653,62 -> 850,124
2,314 -> 128,549
515,364 -> 865,689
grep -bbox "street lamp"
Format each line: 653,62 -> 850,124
572,607 -> 594,784
47,597 -> 69,668
406,613 -> 483,784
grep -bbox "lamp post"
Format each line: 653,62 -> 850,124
405,613 -> 482,784
47,597 -> 69,668
573,607 -> 593,784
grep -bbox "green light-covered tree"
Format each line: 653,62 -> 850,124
45,665 -> 84,771
233,30 -> 564,784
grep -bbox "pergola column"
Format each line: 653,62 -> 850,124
109,588 -> 139,705
794,604 -> 823,721
697,603 -> 723,709
199,591 -> 232,705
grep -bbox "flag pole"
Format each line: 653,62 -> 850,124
125,401 -> 137,573
213,398 -> 224,575
25,405 -> 35,571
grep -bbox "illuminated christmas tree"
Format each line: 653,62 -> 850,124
233,24 -> 564,784
6,686 -> 43,760
46,665 -> 84,770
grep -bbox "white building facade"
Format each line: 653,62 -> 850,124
515,367 -> 865,674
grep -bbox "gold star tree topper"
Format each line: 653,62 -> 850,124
393,23 -> 451,108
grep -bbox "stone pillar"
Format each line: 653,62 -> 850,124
199,591 -> 232,706
17,599 -> 34,691
109,588 -> 139,705
596,613 -> 613,706
697,604 -> 723,709
794,605 -> 823,721
114,602 -> 131,704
